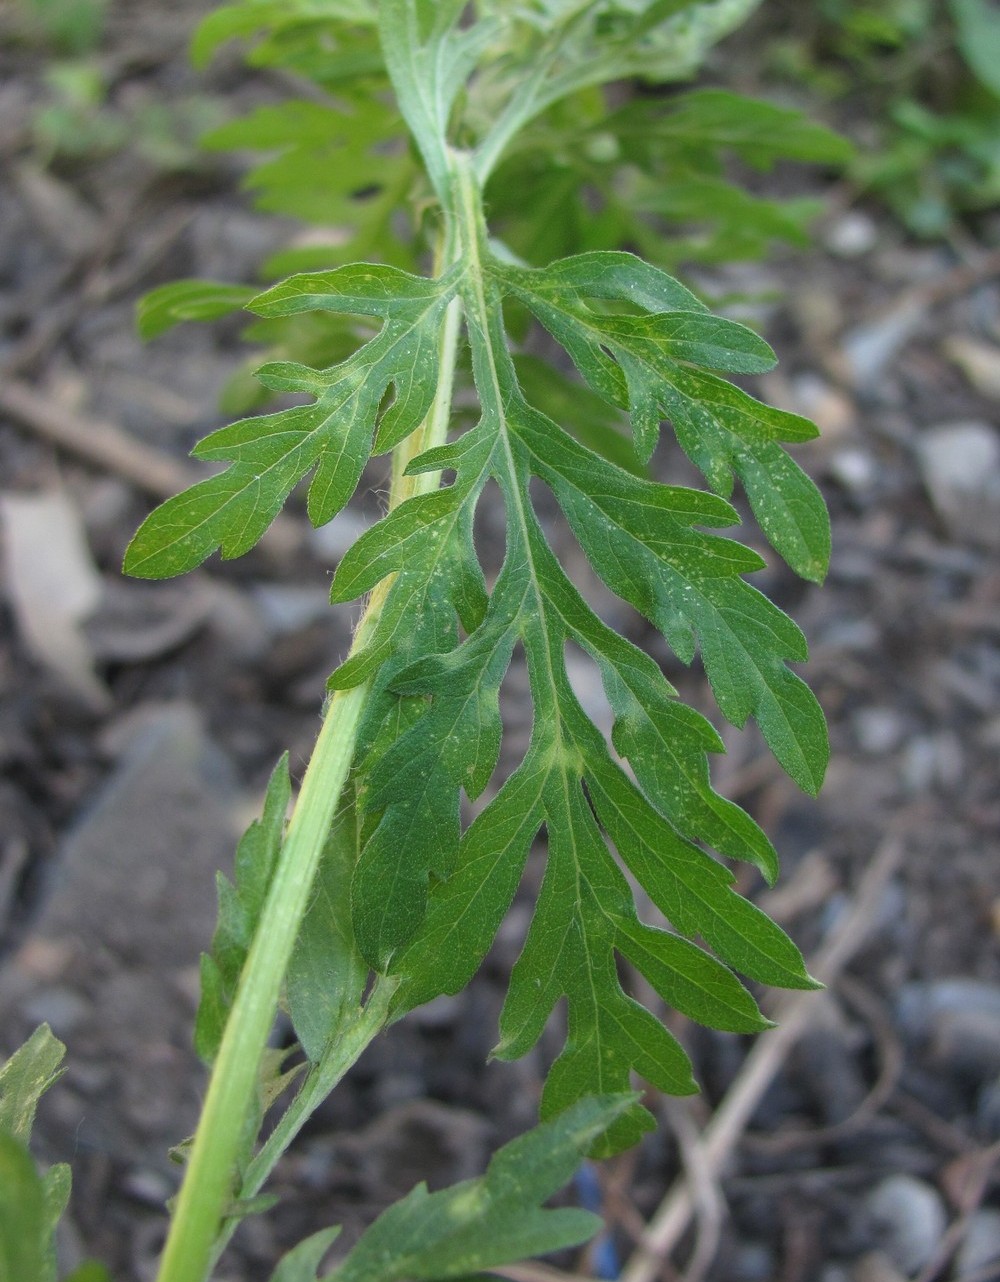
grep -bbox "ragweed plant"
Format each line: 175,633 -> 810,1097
0,4 -> 849,1280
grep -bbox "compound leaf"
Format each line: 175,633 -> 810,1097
128,5 -> 831,1155
322,228 -> 826,1146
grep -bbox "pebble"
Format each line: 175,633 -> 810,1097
789,371 -> 857,439
120,1167 -> 174,1207
864,1175 -> 947,1274
795,1017 -> 868,1126
309,508 -> 370,561
732,1241 -> 776,1281
841,302 -> 926,389
819,879 -> 907,942
0,704 -> 245,1171
897,980 -> 1000,1081
829,448 -> 879,495
818,617 -> 880,651
20,985 -> 89,1036
250,583 -> 337,635
954,1209 -> 1000,1276
900,731 -> 965,793
370,1071 -> 426,1111
825,210 -> 879,257
852,707 -> 907,755
408,992 -> 463,1029
916,421 -> 1000,551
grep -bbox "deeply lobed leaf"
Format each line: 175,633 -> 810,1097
130,217 -> 826,1143
285,226 -> 822,1144
128,0 -> 831,1156
124,265 -> 460,579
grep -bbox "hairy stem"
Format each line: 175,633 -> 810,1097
155,686 -> 368,1282
155,228 -> 462,1282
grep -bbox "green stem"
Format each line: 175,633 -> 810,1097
206,978 -> 396,1271
155,682 -> 368,1282
155,221 -> 464,1282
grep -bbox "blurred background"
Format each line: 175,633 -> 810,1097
0,1 -> 999,1279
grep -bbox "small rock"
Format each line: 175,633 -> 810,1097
931,1008 -> 1000,1082
83,579 -> 215,663
852,707 -> 907,755
829,448 -> 878,495
13,163 -> 102,258
825,210 -> 879,257
0,489 -> 107,708
0,704 -> 245,1171
732,1241 -> 776,1281
841,301 -> 926,389
369,1072 -> 426,1111
819,617 -> 880,650
820,880 -> 906,941
916,422 -> 1000,551
408,992 -> 463,1030
309,509 -> 370,562
121,1167 -> 174,1207
20,986 -> 89,1036
790,371 -> 857,439
897,978 -> 1000,1055
864,1175 -> 946,1274
954,1209 -> 1000,1276
900,732 -> 965,793
345,1099 -> 493,1199
794,996 -> 868,1126
250,584 -> 333,634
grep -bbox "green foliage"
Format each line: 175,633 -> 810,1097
196,757 -> 291,1062
29,56 -> 224,170
0,1024 -> 65,1146
286,790 -> 368,1062
159,0 -> 849,403
488,87 -> 850,268
201,98 -> 419,268
773,0 -> 1000,235
0,1028 -> 111,1282
31,61 -> 127,161
13,0 -> 107,54
127,0 -> 829,1162
321,1096 -> 632,1282
137,281 -> 260,342
127,264 -> 461,578
1,3 -> 838,1279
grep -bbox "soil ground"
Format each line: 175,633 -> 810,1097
1,5 -> 999,1281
